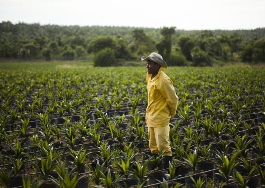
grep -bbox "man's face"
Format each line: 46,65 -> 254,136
146,60 -> 160,75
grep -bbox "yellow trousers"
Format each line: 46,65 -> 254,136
148,126 -> 172,156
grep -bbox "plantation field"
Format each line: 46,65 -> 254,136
0,62 -> 265,188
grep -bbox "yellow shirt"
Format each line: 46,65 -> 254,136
146,69 -> 179,127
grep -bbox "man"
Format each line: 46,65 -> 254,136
141,52 -> 179,170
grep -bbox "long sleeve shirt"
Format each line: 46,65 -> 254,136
146,69 -> 179,127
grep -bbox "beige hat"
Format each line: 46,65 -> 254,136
141,52 -> 167,68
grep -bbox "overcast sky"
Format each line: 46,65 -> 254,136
0,0 -> 264,30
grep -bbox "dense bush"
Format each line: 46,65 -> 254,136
75,46 -> 87,58
168,52 -> 187,66
62,49 -> 75,60
42,48 -> 51,61
241,44 -> 254,63
191,46 -> 213,66
88,37 -> 117,54
93,48 -> 117,67
253,37 -> 265,63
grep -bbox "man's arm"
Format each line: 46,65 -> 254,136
160,78 -> 179,116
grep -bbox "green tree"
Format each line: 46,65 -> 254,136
229,33 -> 242,62
221,45 -> 230,62
115,38 -> 132,60
156,27 -> 175,60
0,43 -> 17,58
75,46 -> 87,58
49,41 -> 60,57
253,37 -> 265,62
197,30 -> 222,59
191,46 -> 213,66
42,48 -> 51,61
69,36 -> 86,49
177,35 -> 195,61
130,29 -> 156,55
241,44 -> 254,63
87,36 -> 116,54
93,48 -> 117,67
62,48 -> 75,60
218,33 -> 242,62
168,51 -> 187,66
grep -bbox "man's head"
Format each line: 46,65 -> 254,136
141,52 -> 167,69
146,60 -> 161,75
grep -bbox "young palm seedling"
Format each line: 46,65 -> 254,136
50,161 -> 79,188
22,176 -> 43,188
169,121 -> 180,143
243,122 -> 252,136
135,124 -> 147,142
13,158 -> 23,175
113,114 -> 125,128
233,134 -> 253,157
0,168 -> 11,188
38,113 -> 51,127
256,129 -> 265,157
90,131 -> 101,147
88,160 -> 105,185
190,176 -> 205,188
174,141 -> 192,161
193,101 -> 202,121
211,121 -> 226,141
52,126 -> 62,141
65,126 -> 77,149
160,178 -> 182,188
133,160 -> 149,184
99,142 -> 115,166
117,158 -> 131,179
203,116 -> 212,139
200,144 -> 212,160
194,133 -> 202,147
184,125 -> 193,141
100,169 -> 121,188
218,104 -> 229,121
240,157 -> 256,178
216,151 -> 240,184
149,150 -> 163,170
97,110 -> 111,127
256,163 -> 265,185
39,125 -> 52,143
168,159 -> 177,180
70,146 -> 87,173
77,123 -> 88,138
183,149 -> 199,174
178,104 -> 190,126
39,150 -> 58,180
233,170 -> 249,188
13,140 -> 22,159
20,118 -> 30,138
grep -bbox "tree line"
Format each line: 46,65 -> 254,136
0,21 -> 265,66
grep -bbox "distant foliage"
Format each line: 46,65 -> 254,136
75,46 -> 87,58
177,35 -> 195,62
192,47 -> 213,67
241,37 -> 265,63
130,29 -> 156,56
93,48 -> 117,67
62,49 -> 75,61
0,21 -> 265,65
88,37 -> 117,54
42,48 -> 51,61
156,27 -> 175,61
168,52 -> 187,66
